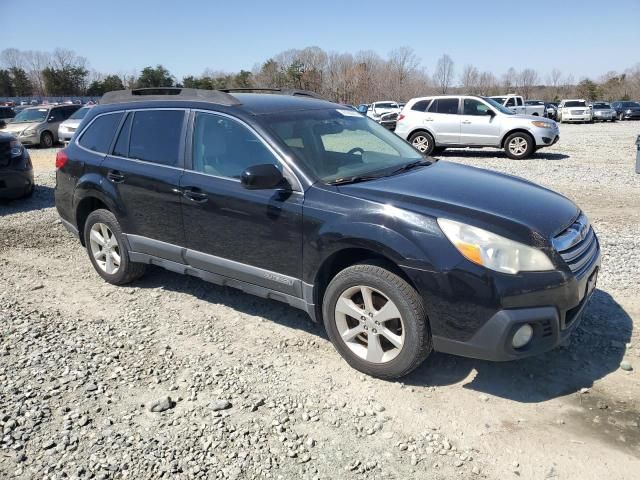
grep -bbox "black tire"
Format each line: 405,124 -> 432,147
408,131 -> 435,156
40,131 -> 53,148
432,146 -> 447,155
611,118 -> 616,123
618,112 -> 624,121
84,209 -> 146,285
504,132 -> 535,160
322,263 -> 432,379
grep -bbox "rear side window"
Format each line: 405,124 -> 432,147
129,110 -> 185,166
428,98 -> 459,114
411,100 -> 431,112
505,97 -> 516,107
113,113 -> 132,157
78,112 -> 123,153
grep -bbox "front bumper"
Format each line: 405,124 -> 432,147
621,112 -> 640,120
531,126 -> 560,147
0,169 -> 34,198
16,132 -> 40,145
593,112 -> 616,121
561,114 -> 592,122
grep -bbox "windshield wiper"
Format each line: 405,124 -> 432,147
386,159 -> 432,177
327,174 -> 382,186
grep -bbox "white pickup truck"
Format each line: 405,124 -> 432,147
489,95 -> 545,116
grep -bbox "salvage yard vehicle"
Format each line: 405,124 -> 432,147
556,99 -> 592,123
395,95 -> 559,159
55,87 -> 599,379
489,94 -> 545,116
58,105 -> 94,143
0,132 -> 33,199
590,102 -> 617,122
1,104 -> 81,147
611,100 -> 640,121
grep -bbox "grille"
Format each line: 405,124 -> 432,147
570,109 -> 585,115
0,140 -> 11,167
553,213 -> 599,277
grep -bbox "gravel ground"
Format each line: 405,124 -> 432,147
1,122 -> 639,480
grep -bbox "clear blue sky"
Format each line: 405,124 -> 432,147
3,0 -> 639,81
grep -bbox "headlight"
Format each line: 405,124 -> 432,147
437,218 -> 555,274
22,128 -> 37,136
9,140 -> 23,157
531,121 -> 553,128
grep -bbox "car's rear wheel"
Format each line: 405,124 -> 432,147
408,131 -> 435,156
84,209 -> 146,285
322,263 -> 432,379
40,131 -> 53,148
504,132 -> 534,160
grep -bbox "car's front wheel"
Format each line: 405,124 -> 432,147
84,209 -> 146,285
408,131 -> 435,156
40,131 -> 53,148
504,132 -> 534,159
322,263 -> 432,379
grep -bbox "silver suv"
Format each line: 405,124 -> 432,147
395,95 -> 560,159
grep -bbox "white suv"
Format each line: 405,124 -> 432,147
395,95 -> 560,159
556,99 -> 592,123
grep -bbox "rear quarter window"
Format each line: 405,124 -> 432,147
78,112 -> 124,153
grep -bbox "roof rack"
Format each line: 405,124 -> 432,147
100,88 -> 242,106
220,87 -> 327,100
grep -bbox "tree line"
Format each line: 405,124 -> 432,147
1,46 -> 639,102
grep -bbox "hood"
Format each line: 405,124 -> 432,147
507,114 -> 554,123
624,106 -> 640,112
2,121 -> 39,134
338,161 -> 578,243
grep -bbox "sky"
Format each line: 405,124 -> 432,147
3,0 -> 639,82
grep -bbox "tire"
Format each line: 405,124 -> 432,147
322,263 -> 432,379
432,146 -> 447,155
40,131 -> 53,148
532,112 -> 539,116
408,131 -> 435,156
618,112 -> 624,121
84,209 -> 146,285
504,132 -> 535,160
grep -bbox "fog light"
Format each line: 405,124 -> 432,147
512,324 -> 533,349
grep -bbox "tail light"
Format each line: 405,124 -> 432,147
397,114 -> 405,122
55,150 -> 68,169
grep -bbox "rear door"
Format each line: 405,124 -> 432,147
459,98 -> 501,146
100,108 -> 187,260
423,98 -> 460,144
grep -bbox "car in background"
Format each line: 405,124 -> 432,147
0,132 -> 33,199
556,100 -> 592,123
590,102 -> 616,122
367,101 -> 401,130
1,104 -> 81,147
356,104 -> 369,114
489,95 -> 545,116
58,105 -> 94,143
395,95 -> 559,159
545,102 -> 558,120
611,101 -> 640,121
0,106 -> 16,129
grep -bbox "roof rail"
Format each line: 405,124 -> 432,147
100,88 -> 242,106
220,87 -> 327,100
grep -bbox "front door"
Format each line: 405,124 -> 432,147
180,111 -> 304,296
459,98 -> 501,146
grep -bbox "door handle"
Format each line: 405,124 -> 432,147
107,170 -> 125,183
461,120 -> 472,124
424,117 -> 434,122
182,187 -> 208,203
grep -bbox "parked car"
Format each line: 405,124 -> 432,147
1,104 -> 81,147
0,106 -> 16,129
58,105 -> 94,143
589,102 -> 616,122
395,95 -> 559,159
556,100 -> 592,123
545,102 -> 559,120
54,87 -> 598,378
489,95 -> 545,116
356,104 -> 369,114
611,101 -> 640,121
0,132 -> 33,199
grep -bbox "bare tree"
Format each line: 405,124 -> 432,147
501,67 -> 517,92
460,64 -> 480,94
1,48 -> 24,70
518,68 -> 539,99
477,71 -> 498,96
22,50 -> 51,95
433,54 -> 454,94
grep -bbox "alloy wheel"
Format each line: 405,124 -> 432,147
334,285 -> 405,363
508,136 -> 528,156
411,135 -> 430,153
89,223 -> 121,275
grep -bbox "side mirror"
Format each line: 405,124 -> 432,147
241,164 -> 285,190
486,109 -> 496,116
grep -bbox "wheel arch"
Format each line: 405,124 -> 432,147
73,178 -> 123,245
407,127 -> 436,143
500,128 -> 536,148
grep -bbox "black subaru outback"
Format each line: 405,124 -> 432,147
55,88 -> 600,379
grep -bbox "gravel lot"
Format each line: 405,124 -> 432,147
1,121 -> 639,479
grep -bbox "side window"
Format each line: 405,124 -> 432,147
463,99 -> 490,116
78,112 -> 124,153
516,97 -> 523,106
129,110 -> 185,166
112,112 -> 132,157
435,98 -> 459,114
191,112 -> 279,179
48,108 -> 65,122
427,99 -> 438,113
505,97 -> 516,107
411,100 -> 431,112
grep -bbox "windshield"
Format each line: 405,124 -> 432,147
620,102 -> 640,108
482,97 -> 514,115
373,102 -> 397,110
69,107 -> 90,120
564,101 -> 587,107
490,97 -> 506,104
11,108 -> 48,123
526,100 -> 544,105
265,108 -> 424,183
593,103 -> 610,109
